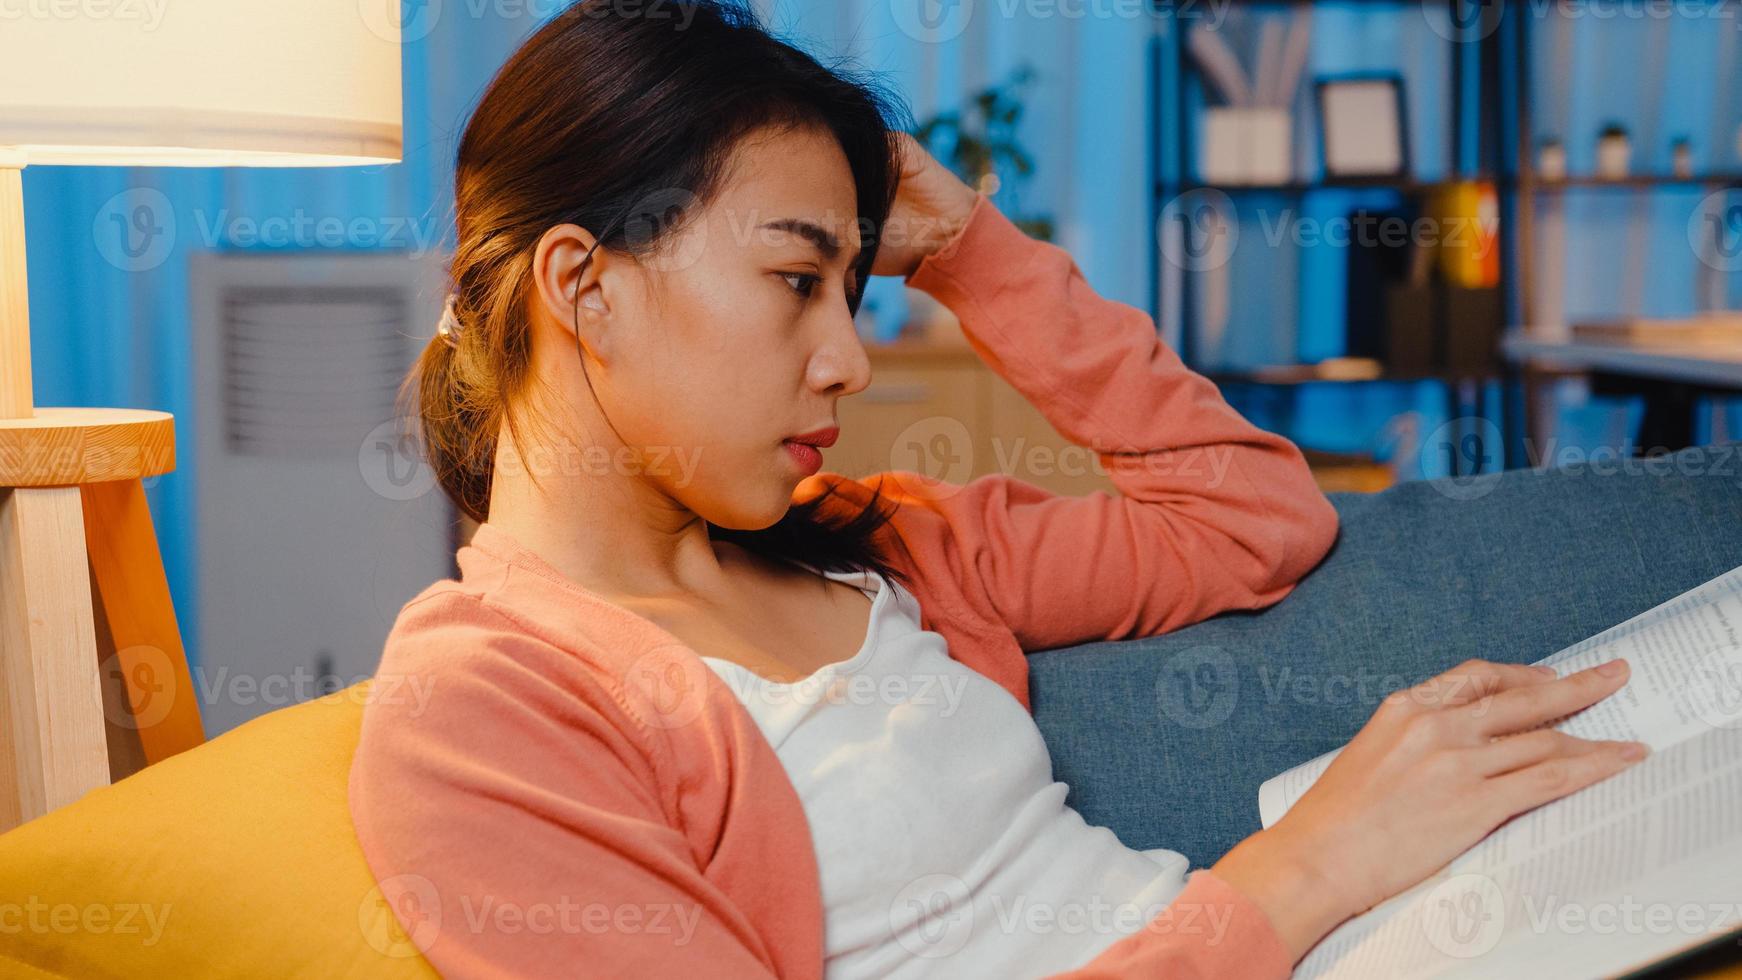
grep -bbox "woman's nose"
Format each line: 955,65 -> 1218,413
810,306 -> 872,397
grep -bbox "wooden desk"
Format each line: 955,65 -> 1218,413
1502,334 -> 1742,389
1502,333 -> 1742,455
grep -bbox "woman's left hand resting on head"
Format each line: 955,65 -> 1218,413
868,132 -> 981,278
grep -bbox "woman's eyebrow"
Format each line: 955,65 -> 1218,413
759,217 -> 862,266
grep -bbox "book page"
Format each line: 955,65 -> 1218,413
1295,727 -> 1742,978
1246,564 -> 1742,977
1257,564 -> 1742,830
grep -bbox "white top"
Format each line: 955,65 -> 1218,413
700,565 -> 1190,979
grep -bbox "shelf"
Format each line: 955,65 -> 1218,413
1205,364 -> 1497,386
1502,333 -> 1742,389
1527,174 -> 1742,192
1164,177 -> 1480,197
1162,174 -> 1742,198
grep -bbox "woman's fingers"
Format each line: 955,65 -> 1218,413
1469,728 -> 1644,777
1400,658 -> 1561,710
1465,659 -> 1631,737
1483,738 -> 1648,819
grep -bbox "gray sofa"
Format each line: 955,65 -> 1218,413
1029,442 -> 1742,869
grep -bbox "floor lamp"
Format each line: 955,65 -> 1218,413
0,2 -> 403,831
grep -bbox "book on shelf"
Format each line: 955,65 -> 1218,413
1258,565 -> 1742,979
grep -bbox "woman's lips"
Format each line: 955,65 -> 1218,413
783,440 -> 823,475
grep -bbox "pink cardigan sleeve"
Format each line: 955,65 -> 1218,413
869,191 -> 1340,654
349,597 -> 791,979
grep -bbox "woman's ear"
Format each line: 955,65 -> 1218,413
531,222 -> 612,357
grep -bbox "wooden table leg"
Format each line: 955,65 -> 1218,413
82,478 -> 205,772
0,485 -> 108,831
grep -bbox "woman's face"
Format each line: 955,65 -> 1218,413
532,123 -> 874,531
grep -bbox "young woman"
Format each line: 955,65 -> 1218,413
349,3 -> 1646,976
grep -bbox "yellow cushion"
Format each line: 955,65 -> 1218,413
0,681 -> 438,979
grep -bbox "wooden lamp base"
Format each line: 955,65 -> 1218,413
0,166 -> 205,832
0,408 -> 206,831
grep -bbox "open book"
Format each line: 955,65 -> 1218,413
1256,565 -> 1742,979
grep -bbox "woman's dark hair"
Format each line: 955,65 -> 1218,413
402,0 -> 914,588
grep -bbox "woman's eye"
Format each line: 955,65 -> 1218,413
781,272 -> 820,298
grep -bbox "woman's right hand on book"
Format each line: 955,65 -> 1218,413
1211,657 -> 1648,963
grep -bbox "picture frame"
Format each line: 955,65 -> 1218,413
1315,74 -> 1410,178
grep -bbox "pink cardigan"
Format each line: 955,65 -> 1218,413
349,192 -> 1340,978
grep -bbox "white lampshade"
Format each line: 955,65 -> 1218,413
0,0 -> 402,168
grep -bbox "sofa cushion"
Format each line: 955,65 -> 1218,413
0,681 -> 437,979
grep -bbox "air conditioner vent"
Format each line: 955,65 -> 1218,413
221,286 -> 409,458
